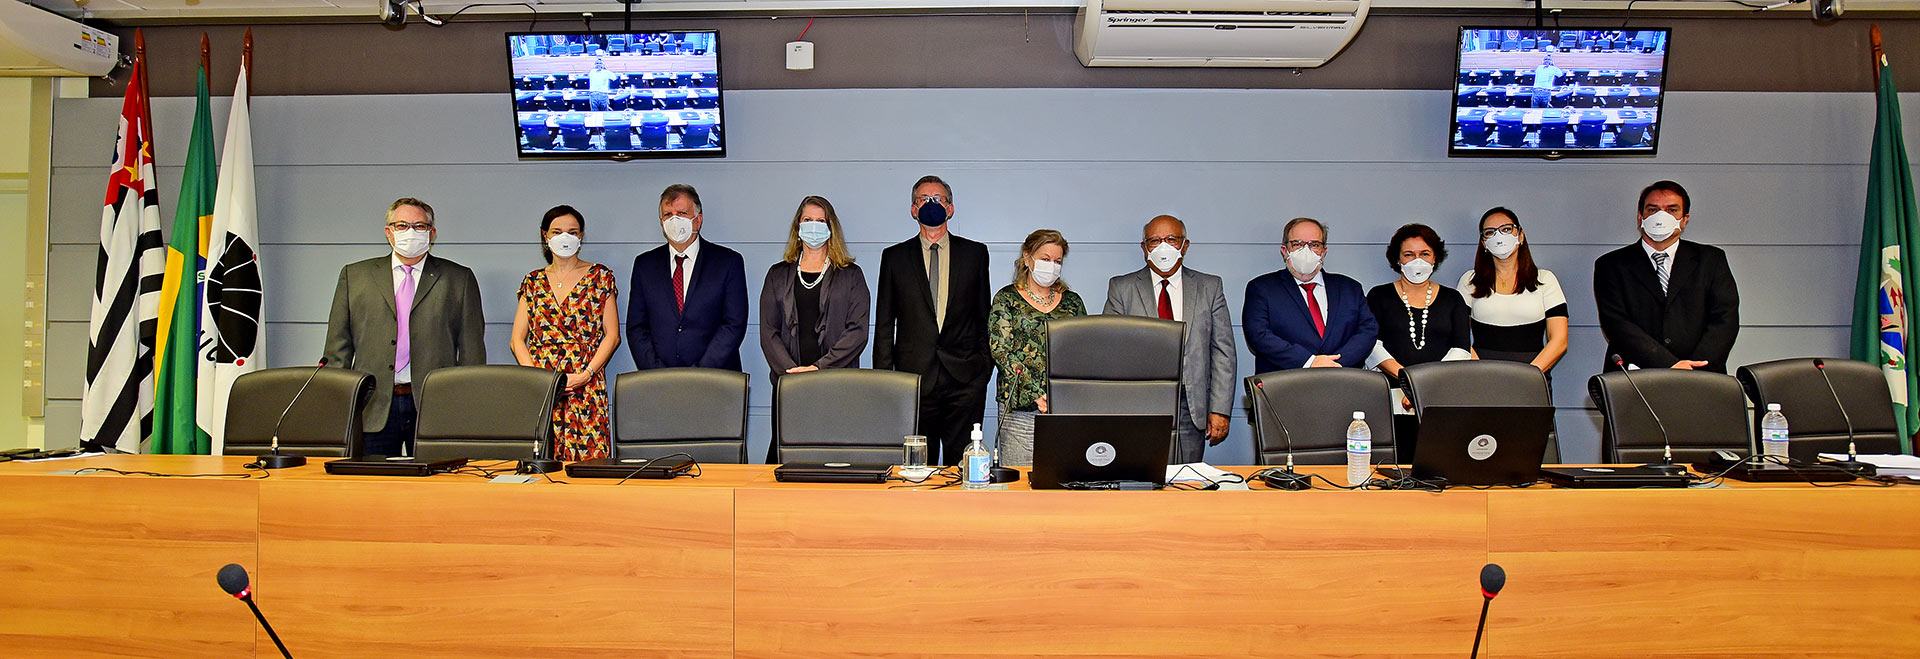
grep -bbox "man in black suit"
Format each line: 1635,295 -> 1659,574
626,183 -> 749,371
1593,180 -> 1740,373
874,175 -> 992,465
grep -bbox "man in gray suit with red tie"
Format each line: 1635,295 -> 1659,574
324,198 -> 488,457
1102,215 -> 1238,463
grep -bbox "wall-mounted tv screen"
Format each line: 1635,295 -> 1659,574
1450,27 -> 1670,158
507,30 -> 724,159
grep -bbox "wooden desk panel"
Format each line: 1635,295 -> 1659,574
735,488 -> 1489,658
0,474 -> 259,657
257,480 -> 734,658
1487,488 -> 1920,658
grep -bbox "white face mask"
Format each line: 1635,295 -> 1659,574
662,214 -> 695,244
1030,259 -> 1062,288
392,229 -> 431,259
1641,210 -> 1679,242
797,220 -> 831,249
547,233 -> 581,259
1147,242 -> 1183,272
1484,233 -> 1520,260
1400,257 -> 1434,285
1285,245 -> 1322,278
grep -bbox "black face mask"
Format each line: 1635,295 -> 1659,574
916,201 -> 949,227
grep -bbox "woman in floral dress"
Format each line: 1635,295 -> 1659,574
510,205 -> 621,460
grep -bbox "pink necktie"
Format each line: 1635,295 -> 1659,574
396,265 -> 415,373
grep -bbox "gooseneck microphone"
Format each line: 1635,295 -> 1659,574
217,563 -> 293,658
1470,563 -> 1506,659
1812,359 -> 1877,477
260,359 -> 328,469
1252,381 -> 1310,491
1613,354 -> 1685,476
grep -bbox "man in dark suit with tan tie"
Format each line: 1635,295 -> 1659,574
324,198 -> 488,457
1593,180 -> 1740,373
1103,215 -> 1237,463
874,175 -> 993,465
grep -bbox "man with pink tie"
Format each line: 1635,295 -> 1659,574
324,198 -> 488,457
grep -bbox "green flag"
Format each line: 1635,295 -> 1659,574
152,66 -> 216,454
1851,53 -> 1920,454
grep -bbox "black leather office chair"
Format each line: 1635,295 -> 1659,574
223,366 -> 376,458
774,369 -> 918,464
1588,369 -> 1749,464
611,368 -> 749,464
1045,315 -> 1184,416
1245,369 -> 1397,465
1737,358 -> 1906,460
1402,360 -> 1560,463
414,365 -> 564,462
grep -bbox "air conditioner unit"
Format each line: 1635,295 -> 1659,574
1075,0 -> 1371,68
0,2 -> 120,77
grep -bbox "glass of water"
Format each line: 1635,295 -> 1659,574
902,435 -> 928,468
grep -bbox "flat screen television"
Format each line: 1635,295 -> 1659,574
1449,27 -> 1671,158
507,30 -> 724,159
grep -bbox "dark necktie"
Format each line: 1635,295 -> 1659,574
1301,282 -> 1325,338
1157,279 -> 1173,321
673,255 -> 687,313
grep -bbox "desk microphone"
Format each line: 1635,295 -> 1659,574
1812,359 -> 1876,477
260,359 -> 328,469
1612,354 -> 1685,476
518,377 -> 564,475
217,564 -> 293,659
1252,381 -> 1309,490
1470,563 -> 1505,659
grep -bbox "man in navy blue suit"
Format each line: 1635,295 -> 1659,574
626,183 -> 749,371
1243,217 -> 1379,374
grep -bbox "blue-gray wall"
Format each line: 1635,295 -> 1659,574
44,88 -> 1882,462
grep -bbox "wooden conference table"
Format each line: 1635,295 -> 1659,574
2,455 -> 1916,658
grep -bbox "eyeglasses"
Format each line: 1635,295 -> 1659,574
1142,236 -> 1186,248
387,222 -> 434,232
1283,240 -> 1327,252
914,195 -> 950,205
1479,224 -> 1519,238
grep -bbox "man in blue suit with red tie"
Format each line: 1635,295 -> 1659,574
1243,217 -> 1379,373
626,183 -> 749,371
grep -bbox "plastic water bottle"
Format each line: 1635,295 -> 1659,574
1346,411 -> 1372,486
1760,403 -> 1790,461
963,424 -> 991,489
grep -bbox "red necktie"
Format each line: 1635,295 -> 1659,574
673,255 -> 687,314
1301,282 -> 1325,338
1157,280 -> 1173,321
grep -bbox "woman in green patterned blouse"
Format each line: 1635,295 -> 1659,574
988,229 -> 1086,466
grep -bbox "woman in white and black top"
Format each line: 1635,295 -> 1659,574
1456,207 -> 1569,375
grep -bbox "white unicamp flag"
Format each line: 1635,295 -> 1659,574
199,64 -> 266,454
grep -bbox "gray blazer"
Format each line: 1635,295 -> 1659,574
324,254 -> 488,431
1102,265 -> 1237,430
759,261 -> 871,381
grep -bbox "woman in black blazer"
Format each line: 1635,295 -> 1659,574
759,195 -> 872,384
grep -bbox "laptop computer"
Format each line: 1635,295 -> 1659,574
1539,465 -> 1690,488
1378,405 -> 1552,486
1030,414 -> 1175,490
323,455 -> 469,476
565,456 -> 696,479
774,462 -> 894,483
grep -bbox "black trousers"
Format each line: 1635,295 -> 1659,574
922,366 -> 989,466
363,392 -> 416,458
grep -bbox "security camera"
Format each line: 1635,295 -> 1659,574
1812,0 -> 1843,20
380,0 -> 443,27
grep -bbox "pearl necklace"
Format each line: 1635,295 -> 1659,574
797,267 -> 825,290
1396,280 -> 1434,351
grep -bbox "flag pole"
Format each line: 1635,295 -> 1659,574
135,29 -> 153,154
200,33 -> 210,76
1872,24 -> 1885,87
242,28 -> 253,105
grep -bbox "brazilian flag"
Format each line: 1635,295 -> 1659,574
152,65 -> 217,454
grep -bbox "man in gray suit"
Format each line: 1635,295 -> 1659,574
1102,215 -> 1238,463
324,198 -> 488,457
